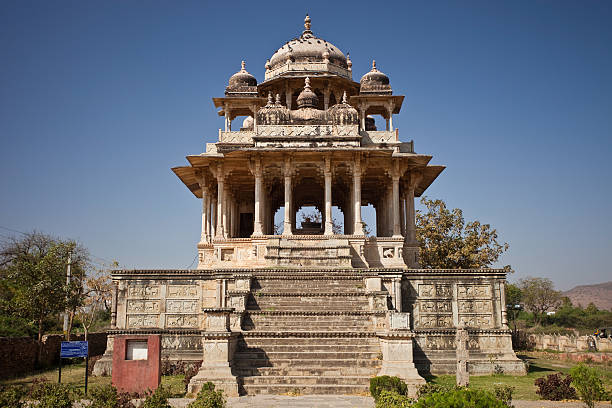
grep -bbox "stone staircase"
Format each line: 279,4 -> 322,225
235,272 -> 384,395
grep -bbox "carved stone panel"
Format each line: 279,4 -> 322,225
127,285 -> 160,298
459,315 -> 492,328
419,300 -> 452,313
127,300 -> 160,314
167,285 -> 199,298
166,314 -> 199,328
419,315 -> 453,328
457,285 -> 491,299
127,314 -> 159,328
166,300 -> 198,314
458,300 -> 492,314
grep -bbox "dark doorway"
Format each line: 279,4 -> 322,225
240,213 -> 254,237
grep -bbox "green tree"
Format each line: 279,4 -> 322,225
0,232 -> 89,343
518,277 -> 562,326
415,197 -> 509,269
570,363 -> 608,408
505,283 -> 522,331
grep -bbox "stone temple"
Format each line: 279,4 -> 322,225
95,15 -> 525,396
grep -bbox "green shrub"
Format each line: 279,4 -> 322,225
141,386 -> 172,408
375,390 -> 412,408
412,388 -> 510,408
534,373 -> 577,400
570,363 -> 609,408
416,382 -> 458,400
30,383 -> 76,408
493,384 -> 514,406
369,376 -> 408,401
188,382 -> 226,408
89,384 -> 135,408
0,385 -> 25,408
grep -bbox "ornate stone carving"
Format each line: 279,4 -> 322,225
127,314 -> 159,328
458,300 -> 492,313
167,299 -> 198,313
459,315 -> 492,328
167,285 -> 199,298
127,300 -> 160,313
166,314 -> 199,328
457,285 -> 491,298
127,285 -> 160,298
419,315 -> 453,328
419,300 -> 452,313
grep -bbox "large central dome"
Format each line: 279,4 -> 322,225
264,15 -> 352,82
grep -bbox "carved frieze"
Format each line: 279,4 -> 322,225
127,314 -> 159,328
457,285 -> 491,299
459,315 -> 492,328
127,285 -> 160,298
458,300 -> 492,313
127,300 -> 160,314
418,315 -> 452,328
166,314 -> 199,328
418,284 -> 452,298
166,299 -> 198,313
426,336 -> 455,350
167,285 -> 199,298
419,300 -> 452,313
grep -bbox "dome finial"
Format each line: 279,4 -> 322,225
241,60 -> 246,71
304,14 -> 311,31
275,94 -> 281,105
342,91 -> 347,104
305,76 -> 311,89
267,92 -> 273,105
372,60 -> 377,70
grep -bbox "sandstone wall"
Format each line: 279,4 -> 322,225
0,332 -> 107,379
528,333 -> 612,353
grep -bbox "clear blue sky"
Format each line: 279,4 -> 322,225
1,1 -> 610,290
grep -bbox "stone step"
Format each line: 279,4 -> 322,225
235,351 -> 381,360
234,366 -> 378,377
241,384 -> 370,395
241,375 -> 373,386
233,358 -> 382,369
238,336 -> 380,346
237,344 -> 380,353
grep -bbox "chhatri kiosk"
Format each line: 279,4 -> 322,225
98,15 -> 524,396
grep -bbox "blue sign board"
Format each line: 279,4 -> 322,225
60,341 -> 88,358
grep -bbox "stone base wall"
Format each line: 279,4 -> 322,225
0,332 -> 107,379
528,333 -> 612,352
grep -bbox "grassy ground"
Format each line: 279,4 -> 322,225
428,352 -> 612,400
2,352 -> 611,401
0,360 -> 186,397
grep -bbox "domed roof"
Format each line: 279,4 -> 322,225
225,61 -> 258,96
360,60 -> 392,95
296,77 -> 319,109
267,15 -> 348,73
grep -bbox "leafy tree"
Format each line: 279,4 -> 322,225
76,264 -> 114,340
0,232 -> 89,343
505,283 -> 522,331
415,197 -> 509,269
518,277 -> 562,326
570,364 -> 608,408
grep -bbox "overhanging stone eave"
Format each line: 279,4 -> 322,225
171,166 -> 202,198
259,71 -> 359,88
415,165 -> 445,197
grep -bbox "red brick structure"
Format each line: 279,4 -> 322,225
112,335 -> 161,393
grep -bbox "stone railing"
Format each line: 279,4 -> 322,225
362,130 -> 398,144
218,130 -> 255,144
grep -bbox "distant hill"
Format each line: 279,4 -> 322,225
564,281 -> 612,311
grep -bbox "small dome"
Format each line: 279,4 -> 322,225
268,15 -> 348,72
360,60 -> 392,95
242,116 -> 254,130
296,77 -> 319,109
225,61 -> 258,96
328,91 -> 358,126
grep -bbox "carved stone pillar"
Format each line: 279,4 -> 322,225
211,196 -> 217,238
216,168 -> 224,238
392,175 -> 401,238
200,185 -> 209,244
405,186 -> 416,245
283,160 -> 293,235
353,157 -> 364,235
222,188 -> 228,239
253,161 -> 263,236
400,192 -> 406,238
324,157 -> 333,235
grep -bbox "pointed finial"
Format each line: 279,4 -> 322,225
241,60 -> 246,71
342,91 -> 347,104
275,94 -> 281,105
347,53 -> 352,70
304,14 -> 311,31
372,60 -> 377,70
267,92 -> 273,105
304,77 -> 311,89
